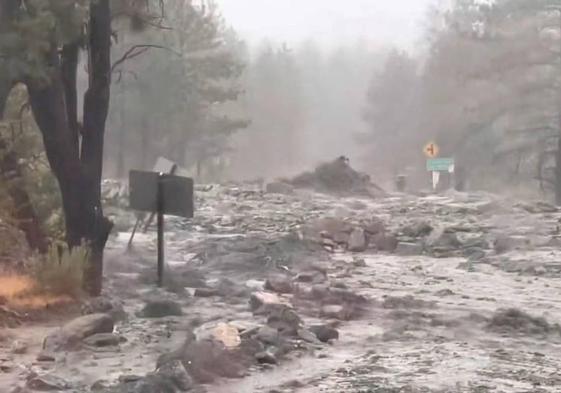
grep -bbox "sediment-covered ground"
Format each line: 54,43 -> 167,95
3,184 -> 561,392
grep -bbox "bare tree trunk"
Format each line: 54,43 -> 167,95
0,81 -> 49,253
26,0 -> 113,296
555,136 -> 561,205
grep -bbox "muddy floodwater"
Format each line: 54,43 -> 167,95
3,184 -> 561,393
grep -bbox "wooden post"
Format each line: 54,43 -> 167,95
157,173 -> 165,287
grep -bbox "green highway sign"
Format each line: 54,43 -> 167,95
427,158 -> 455,172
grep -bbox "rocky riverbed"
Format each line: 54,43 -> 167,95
3,183 -> 561,392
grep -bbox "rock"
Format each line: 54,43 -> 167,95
266,307 -> 303,336
90,380 -> 107,391
309,325 -> 339,343
43,313 -> 114,352
297,329 -> 321,344
83,333 -> 123,347
347,228 -> 367,252
256,326 -> 280,345
27,374 -> 68,391
181,339 -> 249,383
494,234 -> 514,254
249,292 -> 290,312
194,288 -> 219,297
352,258 -> 367,267
426,228 -> 462,253
266,181 -> 294,195
362,217 -> 385,235
487,308 -> 559,336
320,305 -> 352,320
402,221 -> 433,238
264,276 -> 293,294
295,270 -> 327,284
395,242 -> 423,256
210,323 -> 241,349
155,359 -> 194,391
138,300 -> 183,318
36,352 -> 56,362
81,297 -> 127,322
301,217 -> 353,244
255,351 -> 277,365
373,233 -> 398,252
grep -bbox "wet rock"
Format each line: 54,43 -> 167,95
373,233 -> 399,252
487,308 -> 560,336
179,339 -> 249,383
266,181 -> 294,195
217,278 -> 250,298
401,221 -> 433,238
207,323 -> 241,349
138,300 -> 183,318
347,228 -> 368,252
362,217 -> 385,235
494,234 -> 514,254
27,374 -> 68,391
295,270 -> 327,284
194,288 -> 219,297
310,325 -> 339,343
43,313 -> 114,352
435,289 -> 455,297
320,305 -> 352,320
395,242 -> 423,256
155,359 -> 194,391
264,275 -> 293,294
255,351 -> 277,365
266,307 -> 303,336
297,328 -> 322,344
90,380 -> 108,391
83,333 -> 124,347
256,326 -> 281,345
249,292 -> 290,313
36,352 -> 56,362
302,217 -> 353,244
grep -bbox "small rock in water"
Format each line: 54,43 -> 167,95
249,291 -> 289,312
264,275 -> 294,294
267,307 -> 303,336
395,242 -> 423,256
156,359 -> 194,391
374,233 -> 399,252
347,228 -> 368,252
27,374 -> 68,391
256,325 -> 281,345
255,351 -> 277,365
194,288 -> 219,297
83,333 -> 124,347
138,300 -> 183,318
320,305 -> 351,321
310,325 -> 339,343
297,328 -> 322,344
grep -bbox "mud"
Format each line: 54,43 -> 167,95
3,186 -> 561,392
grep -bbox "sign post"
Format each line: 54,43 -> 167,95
129,170 -> 194,286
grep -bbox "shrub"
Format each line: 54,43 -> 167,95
32,243 -> 89,298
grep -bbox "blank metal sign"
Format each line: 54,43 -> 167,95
129,170 -> 194,218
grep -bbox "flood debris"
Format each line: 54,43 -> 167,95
286,157 -> 386,197
487,308 -> 561,336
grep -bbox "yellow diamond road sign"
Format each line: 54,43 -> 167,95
424,142 -> 439,158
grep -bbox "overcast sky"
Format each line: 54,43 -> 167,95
215,0 -> 434,49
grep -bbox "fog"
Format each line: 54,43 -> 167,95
102,0 -> 561,200
216,0 -> 433,50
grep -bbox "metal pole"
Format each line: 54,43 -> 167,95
157,173 -> 165,287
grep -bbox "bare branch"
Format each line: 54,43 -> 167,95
111,44 -> 180,72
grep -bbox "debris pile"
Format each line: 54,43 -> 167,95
286,157 -> 385,197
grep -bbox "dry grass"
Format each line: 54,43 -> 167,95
32,243 -> 89,299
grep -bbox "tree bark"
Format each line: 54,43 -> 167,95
26,0 -> 113,296
0,81 -> 49,253
79,0 -> 113,296
555,136 -> 561,205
